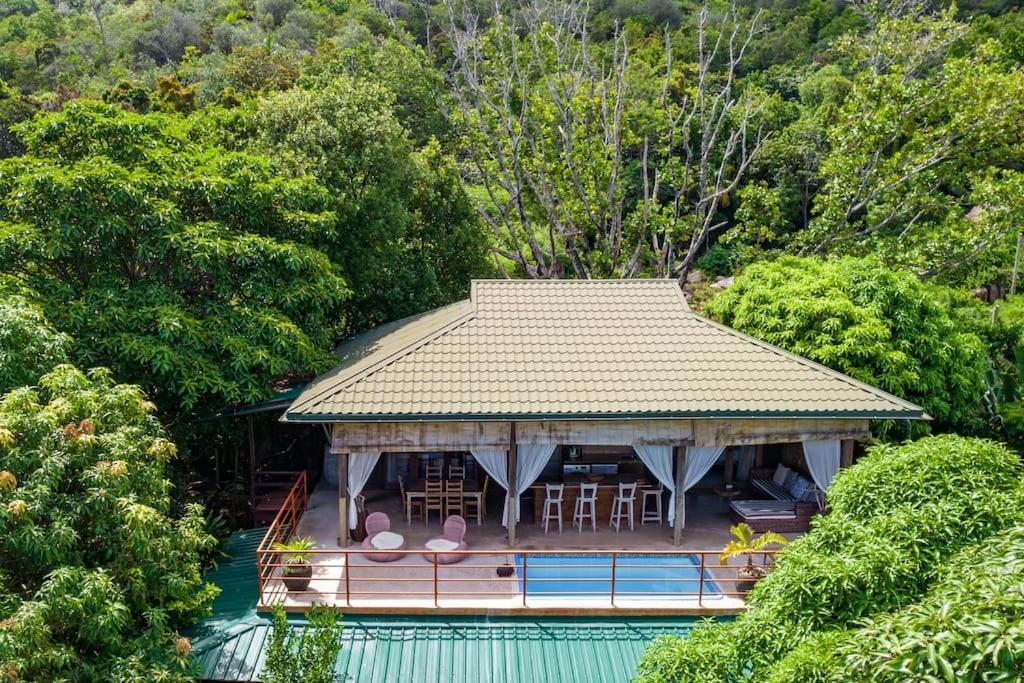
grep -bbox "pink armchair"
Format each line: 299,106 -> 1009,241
422,515 -> 468,564
361,512 -> 406,562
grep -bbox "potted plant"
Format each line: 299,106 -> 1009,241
271,536 -> 316,592
719,523 -> 787,595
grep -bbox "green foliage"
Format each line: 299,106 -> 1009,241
0,102 -> 347,414
249,76 -> 491,332
0,292 -> 69,394
636,435 -> 1024,682
803,10 -> 1024,285
706,256 -> 989,433
695,245 -> 736,278
0,364 -> 218,681
262,605 -> 342,683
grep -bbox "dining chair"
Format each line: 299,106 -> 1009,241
444,479 -> 465,517
424,480 -> 444,525
399,474 -> 424,524
609,482 -> 638,532
425,463 -> 443,480
448,464 -> 465,480
463,475 -> 487,525
573,482 -> 598,533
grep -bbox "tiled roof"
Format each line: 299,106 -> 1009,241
285,280 -> 925,421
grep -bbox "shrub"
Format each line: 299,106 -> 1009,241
636,435 -> 1024,682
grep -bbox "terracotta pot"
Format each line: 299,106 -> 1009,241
282,563 -> 313,592
734,565 -> 765,595
497,564 -> 515,578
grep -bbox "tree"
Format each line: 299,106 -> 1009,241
705,256 -> 989,433
444,0 -> 769,280
0,290 -> 69,394
799,8 -> 1024,286
249,75 -> 492,333
0,102 -> 348,415
0,364 -> 219,681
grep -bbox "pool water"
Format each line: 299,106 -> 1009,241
514,553 -> 720,598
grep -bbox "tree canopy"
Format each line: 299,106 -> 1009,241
0,102 -> 347,415
0,364 -> 217,681
705,256 -> 990,433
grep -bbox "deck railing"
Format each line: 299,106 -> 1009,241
255,470 -> 309,599
254,473 -> 777,611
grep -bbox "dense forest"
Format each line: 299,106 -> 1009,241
1,0 -> 1024,679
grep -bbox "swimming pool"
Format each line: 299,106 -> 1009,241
514,553 -> 720,598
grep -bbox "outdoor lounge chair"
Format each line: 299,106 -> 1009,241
361,512 -> 407,562
422,515 -> 468,564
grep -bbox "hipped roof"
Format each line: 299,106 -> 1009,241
284,280 -> 926,423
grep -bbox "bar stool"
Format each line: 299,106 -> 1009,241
609,482 -> 637,532
641,484 -> 664,525
542,483 -> 564,534
573,483 -> 598,533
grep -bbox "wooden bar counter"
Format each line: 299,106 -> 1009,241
530,475 -> 649,526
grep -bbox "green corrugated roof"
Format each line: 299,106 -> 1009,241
190,530 -> 709,682
193,614 -> 702,682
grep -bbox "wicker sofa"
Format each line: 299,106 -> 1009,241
729,465 -> 821,533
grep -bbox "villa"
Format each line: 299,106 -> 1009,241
192,279 -> 925,680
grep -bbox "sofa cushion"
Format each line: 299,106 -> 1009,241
772,464 -> 791,486
731,500 -> 797,519
370,531 -> 404,550
425,538 -> 459,552
788,475 -> 811,500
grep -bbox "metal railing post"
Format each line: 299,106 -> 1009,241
344,550 -> 351,607
433,553 -> 439,607
522,554 -> 528,607
697,552 -> 705,606
610,553 -> 617,607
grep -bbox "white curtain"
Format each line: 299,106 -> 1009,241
632,445 -> 676,523
632,445 -> 725,527
803,440 -> 841,507
684,446 -> 725,490
346,451 -> 381,529
508,444 -> 556,526
471,446 -> 556,527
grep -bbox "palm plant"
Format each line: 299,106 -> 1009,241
720,523 -> 788,583
272,536 -> 315,571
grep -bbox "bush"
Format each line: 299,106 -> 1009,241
0,365 -> 218,680
636,435 -> 1024,682
705,256 -> 990,434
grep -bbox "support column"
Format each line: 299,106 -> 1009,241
672,445 -> 687,546
840,439 -> 855,469
247,416 -> 257,501
337,451 -> 349,547
507,422 -> 518,547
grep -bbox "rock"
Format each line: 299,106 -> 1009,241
711,276 -> 734,289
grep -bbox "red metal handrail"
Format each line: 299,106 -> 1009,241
255,542 -> 778,611
255,471 -> 309,602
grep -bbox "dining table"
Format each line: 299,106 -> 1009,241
405,478 -> 485,525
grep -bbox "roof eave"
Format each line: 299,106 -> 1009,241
282,409 -> 928,423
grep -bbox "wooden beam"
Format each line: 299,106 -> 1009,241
507,422 -> 518,547
840,439 -> 855,468
338,451 -> 349,547
691,418 -> 871,447
673,445 -> 687,546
